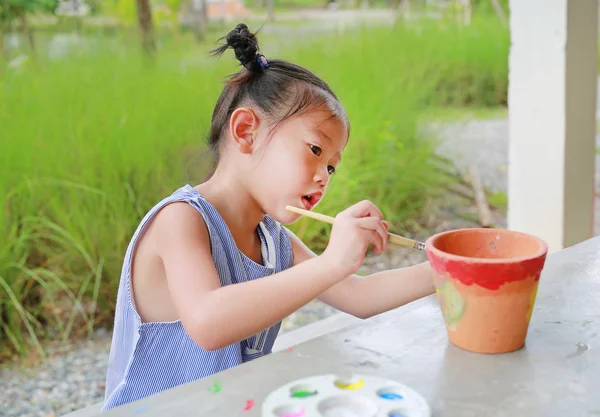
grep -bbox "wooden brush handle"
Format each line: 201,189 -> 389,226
285,205 -> 426,251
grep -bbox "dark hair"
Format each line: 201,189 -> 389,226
205,23 -> 349,175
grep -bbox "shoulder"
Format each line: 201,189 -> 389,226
149,201 -> 211,255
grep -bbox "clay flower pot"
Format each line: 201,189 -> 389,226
425,228 -> 548,354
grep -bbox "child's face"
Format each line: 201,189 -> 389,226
249,109 -> 348,224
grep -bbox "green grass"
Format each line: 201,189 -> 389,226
487,190 -> 508,210
408,19 -> 509,107
0,15 -> 508,358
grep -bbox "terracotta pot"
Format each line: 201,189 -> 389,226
425,228 -> 548,354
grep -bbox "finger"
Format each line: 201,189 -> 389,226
371,230 -> 384,254
382,221 -> 389,250
372,224 -> 386,254
358,218 -> 387,251
357,227 -> 384,255
343,200 -> 383,220
353,217 -> 388,254
357,229 -> 379,255
354,216 -> 384,232
376,222 -> 387,251
355,218 -> 387,252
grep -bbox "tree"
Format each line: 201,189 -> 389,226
55,0 -> 91,35
187,0 -> 208,42
101,0 -> 156,52
0,0 -> 58,51
266,0 -> 273,21
136,0 -> 155,53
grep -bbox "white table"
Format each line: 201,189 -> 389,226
102,236 -> 600,417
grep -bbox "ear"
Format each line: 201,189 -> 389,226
229,107 -> 259,154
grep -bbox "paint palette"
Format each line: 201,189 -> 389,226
261,373 -> 431,417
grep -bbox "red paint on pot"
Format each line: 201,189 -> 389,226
429,256 -> 546,290
426,228 -> 548,291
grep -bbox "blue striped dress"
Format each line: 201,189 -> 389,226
101,184 -> 294,411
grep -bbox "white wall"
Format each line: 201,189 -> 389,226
508,0 -> 598,253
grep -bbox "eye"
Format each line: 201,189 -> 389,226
309,145 -> 322,156
328,165 -> 336,175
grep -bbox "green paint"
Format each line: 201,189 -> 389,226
291,390 -> 317,398
437,281 -> 466,330
208,380 -> 221,394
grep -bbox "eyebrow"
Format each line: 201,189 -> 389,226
311,127 -> 332,143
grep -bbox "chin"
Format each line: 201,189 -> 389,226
266,206 -> 301,225
276,213 -> 302,225
282,213 -> 303,225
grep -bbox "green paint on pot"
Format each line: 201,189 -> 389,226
437,281 -> 466,330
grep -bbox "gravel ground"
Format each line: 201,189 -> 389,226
426,118 -> 510,193
426,118 -> 600,234
1,337 -> 112,417
4,114 -> 599,416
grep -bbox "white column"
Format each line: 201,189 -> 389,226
508,0 -> 598,253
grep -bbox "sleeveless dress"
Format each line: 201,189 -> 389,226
102,184 -> 294,411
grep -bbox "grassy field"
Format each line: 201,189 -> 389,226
0,16 -> 509,359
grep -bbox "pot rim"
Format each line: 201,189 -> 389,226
425,228 -> 549,264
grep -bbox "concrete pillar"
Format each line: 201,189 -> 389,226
508,0 -> 598,253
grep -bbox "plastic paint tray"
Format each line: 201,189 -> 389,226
261,373 -> 431,417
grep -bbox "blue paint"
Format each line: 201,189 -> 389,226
134,408 -> 147,414
379,392 -> 403,400
388,413 -> 407,417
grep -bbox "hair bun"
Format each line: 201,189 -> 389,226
209,23 -> 265,72
227,24 -> 258,64
211,23 -> 268,72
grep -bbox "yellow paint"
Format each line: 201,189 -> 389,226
525,284 -> 539,322
334,379 -> 365,390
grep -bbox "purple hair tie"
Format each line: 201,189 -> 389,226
256,54 -> 269,69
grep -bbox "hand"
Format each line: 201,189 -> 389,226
321,200 -> 389,278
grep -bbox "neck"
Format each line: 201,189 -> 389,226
194,165 -> 265,239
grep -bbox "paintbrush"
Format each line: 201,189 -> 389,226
285,205 -> 426,251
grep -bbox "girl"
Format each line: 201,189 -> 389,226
102,23 -> 435,411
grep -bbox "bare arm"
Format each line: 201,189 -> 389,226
287,228 -> 436,319
153,203 -> 348,351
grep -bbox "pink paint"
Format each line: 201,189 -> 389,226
281,409 -> 305,417
284,347 -> 293,353
243,399 -> 254,411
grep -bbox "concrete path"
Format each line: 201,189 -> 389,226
428,118 -> 600,236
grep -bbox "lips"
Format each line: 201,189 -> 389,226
301,192 -> 323,210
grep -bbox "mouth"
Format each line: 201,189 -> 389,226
301,192 -> 323,210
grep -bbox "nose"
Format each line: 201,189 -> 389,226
313,166 -> 330,187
